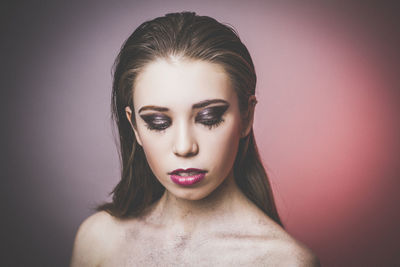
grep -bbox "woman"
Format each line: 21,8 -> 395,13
70,11 -> 320,266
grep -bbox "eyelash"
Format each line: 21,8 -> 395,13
145,121 -> 170,131
197,118 -> 225,130
144,117 -> 225,132
141,105 -> 229,132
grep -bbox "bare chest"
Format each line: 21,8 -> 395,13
102,229 -> 273,266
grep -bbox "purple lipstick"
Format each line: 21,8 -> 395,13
168,168 -> 207,186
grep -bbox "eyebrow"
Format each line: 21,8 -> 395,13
138,106 -> 168,113
138,99 -> 229,113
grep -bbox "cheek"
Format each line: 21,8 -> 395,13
205,119 -> 241,171
138,130 -> 168,175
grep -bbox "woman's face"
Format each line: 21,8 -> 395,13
126,58 -> 248,201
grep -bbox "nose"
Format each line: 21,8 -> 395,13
172,121 -> 199,157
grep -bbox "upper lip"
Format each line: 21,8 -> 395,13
168,168 -> 207,175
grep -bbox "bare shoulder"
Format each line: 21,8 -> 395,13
250,215 -> 320,266
261,224 -> 320,266
70,211 -> 122,267
264,237 -> 321,267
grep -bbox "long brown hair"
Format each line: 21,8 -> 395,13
98,11 -> 283,227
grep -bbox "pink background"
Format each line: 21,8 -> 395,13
2,1 -> 399,266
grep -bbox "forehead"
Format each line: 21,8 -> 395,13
133,59 -> 235,109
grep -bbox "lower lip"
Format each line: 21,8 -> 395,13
170,172 -> 206,186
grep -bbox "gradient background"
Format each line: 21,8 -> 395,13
2,1 -> 399,266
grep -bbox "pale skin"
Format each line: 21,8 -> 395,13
70,58 -> 320,266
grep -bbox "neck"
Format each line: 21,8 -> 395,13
144,171 -> 252,233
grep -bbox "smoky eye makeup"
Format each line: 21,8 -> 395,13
139,113 -> 171,131
195,104 -> 229,129
138,103 -> 229,132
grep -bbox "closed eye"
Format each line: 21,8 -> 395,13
138,104 -> 229,132
140,113 -> 171,131
195,105 -> 229,129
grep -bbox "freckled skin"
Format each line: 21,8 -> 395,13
81,200 -> 318,267
70,59 -> 320,266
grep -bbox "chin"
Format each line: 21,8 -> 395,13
169,187 -> 213,201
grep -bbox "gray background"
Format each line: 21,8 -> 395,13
2,1 -> 399,266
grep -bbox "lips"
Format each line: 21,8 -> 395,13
168,168 -> 207,186
169,168 -> 207,175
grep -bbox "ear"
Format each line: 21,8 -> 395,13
125,106 -> 143,146
241,95 -> 257,138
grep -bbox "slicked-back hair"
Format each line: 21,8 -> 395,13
98,11 -> 283,227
